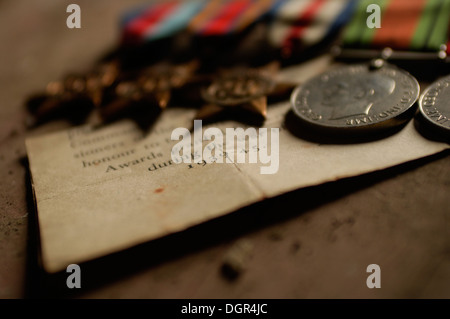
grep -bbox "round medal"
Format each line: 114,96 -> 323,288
291,63 -> 420,133
419,74 -> 450,136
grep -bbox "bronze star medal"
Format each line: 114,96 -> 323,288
99,60 -> 199,123
26,59 -> 120,126
196,62 -> 295,125
26,73 -> 94,126
86,59 -> 120,107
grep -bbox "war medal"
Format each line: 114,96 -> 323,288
26,73 -> 94,126
291,59 -> 420,133
26,59 -> 120,126
419,74 -> 450,138
99,61 -> 199,122
288,0 -> 450,135
196,63 -> 294,125
86,60 -> 121,107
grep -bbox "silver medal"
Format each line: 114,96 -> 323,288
291,62 -> 420,133
419,74 -> 450,136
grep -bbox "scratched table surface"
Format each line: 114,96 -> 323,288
1,1 -> 449,299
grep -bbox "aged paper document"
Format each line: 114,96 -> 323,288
26,57 -> 449,272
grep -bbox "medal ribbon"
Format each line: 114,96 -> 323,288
282,0 -> 328,51
267,0 -> 357,56
342,0 -> 450,52
197,0 -> 253,35
121,0 -> 206,44
123,0 -> 276,42
121,0 -> 357,52
189,0 -> 274,36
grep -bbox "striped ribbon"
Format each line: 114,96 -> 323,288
188,0 -> 275,36
120,0 -> 356,52
121,0 -> 206,44
342,0 -> 450,52
267,0 -> 357,57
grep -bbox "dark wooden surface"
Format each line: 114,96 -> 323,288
0,1 -> 449,299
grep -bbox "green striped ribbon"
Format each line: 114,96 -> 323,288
342,0 -> 450,52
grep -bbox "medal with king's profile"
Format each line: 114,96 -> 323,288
291,61 -> 420,133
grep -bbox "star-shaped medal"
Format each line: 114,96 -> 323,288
86,59 -> 121,107
196,62 -> 295,125
26,73 -> 94,125
26,59 -> 120,126
99,60 -> 199,122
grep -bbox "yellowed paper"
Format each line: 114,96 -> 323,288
26,57 -> 449,272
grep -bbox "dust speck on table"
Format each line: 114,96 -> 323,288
221,239 -> 254,280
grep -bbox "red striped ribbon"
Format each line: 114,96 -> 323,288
282,0 -> 327,53
123,1 -> 179,43
199,0 -> 252,35
371,0 -> 427,50
343,0 -> 450,52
